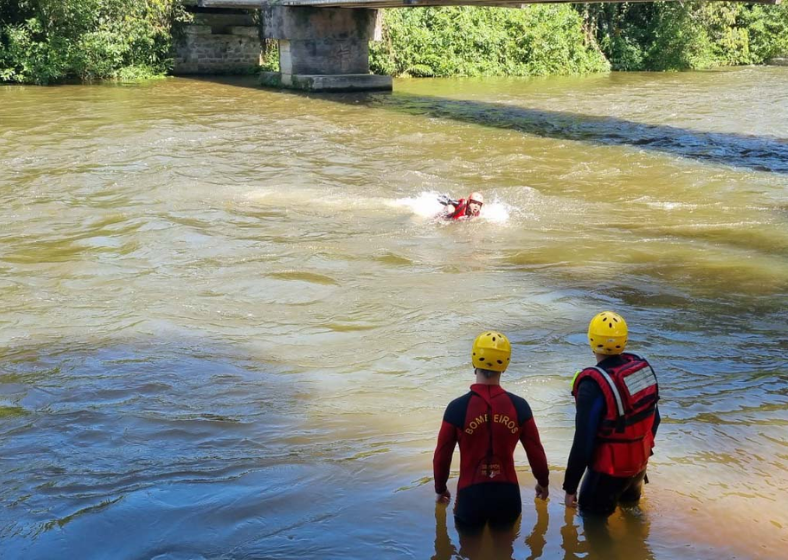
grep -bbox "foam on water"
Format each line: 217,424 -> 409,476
389,191 -> 446,218
635,197 -> 700,211
390,191 -> 512,224
247,188 -> 514,224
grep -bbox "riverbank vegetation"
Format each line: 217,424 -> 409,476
581,2 -> 788,71
1,1 -> 787,84
369,6 -> 611,77
0,0 -> 189,84
370,3 -> 788,77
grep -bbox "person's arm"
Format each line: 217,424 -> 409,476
437,195 -> 458,217
520,417 -> 550,493
562,379 -> 605,497
433,419 -> 458,501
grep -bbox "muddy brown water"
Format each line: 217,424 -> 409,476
1,67 -> 787,559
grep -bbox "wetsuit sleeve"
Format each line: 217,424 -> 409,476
434,393 -> 472,493
519,418 -> 550,488
562,379 -> 605,495
507,393 -> 550,487
433,419 -> 458,494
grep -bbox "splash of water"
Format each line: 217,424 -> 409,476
390,191 -> 511,224
247,188 -> 513,224
390,191 -> 447,218
480,200 -> 511,224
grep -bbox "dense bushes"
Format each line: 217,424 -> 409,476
371,3 -> 788,78
370,6 -> 610,77
0,0 -> 190,84
370,3 -> 788,78
580,1 -> 788,71
2,1 -> 788,83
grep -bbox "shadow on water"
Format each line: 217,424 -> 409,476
0,334 -> 311,557
200,76 -> 788,175
344,91 -> 788,175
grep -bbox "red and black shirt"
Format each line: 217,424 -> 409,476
433,384 -> 549,494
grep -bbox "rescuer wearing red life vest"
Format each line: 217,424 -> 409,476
563,311 -> 661,516
440,192 -> 484,220
433,331 -> 550,531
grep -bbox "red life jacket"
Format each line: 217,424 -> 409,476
449,199 -> 469,220
572,353 -> 659,477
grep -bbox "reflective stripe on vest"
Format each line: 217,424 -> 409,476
589,366 -> 625,418
623,364 -> 658,395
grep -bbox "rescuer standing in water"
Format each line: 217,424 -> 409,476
433,331 -> 550,531
563,311 -> 661,516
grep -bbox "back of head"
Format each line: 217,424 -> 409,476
472,331 -> 511,373
588,311 -> 628,355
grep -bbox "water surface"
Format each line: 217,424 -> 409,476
1,67 -> 787,559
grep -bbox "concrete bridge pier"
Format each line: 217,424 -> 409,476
261,7 -> 392,92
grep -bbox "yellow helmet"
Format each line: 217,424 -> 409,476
472,331 -> 511,373
588,311 -> 628,355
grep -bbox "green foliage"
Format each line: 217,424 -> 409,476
645,2 -> 716,70
0,18 -> 68,83
581,1 -> 788,71
371,3 -> 788,77
2,1 -> 787,83
259,38 -> 279,73
370,6 -> 610,78
0,0 -> 190,84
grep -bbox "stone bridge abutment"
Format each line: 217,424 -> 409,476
174,2 -> 389,91
173,0 -> 782,92
173,8 -> 263,76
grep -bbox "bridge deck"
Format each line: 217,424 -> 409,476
198,0 -> 780,8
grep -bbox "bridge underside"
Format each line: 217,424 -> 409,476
182,0 -> 781,92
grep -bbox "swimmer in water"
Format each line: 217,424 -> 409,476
438,192 -> 484,220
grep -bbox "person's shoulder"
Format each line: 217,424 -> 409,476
576,367 -> 604,384
577,365 -> 603,379
575,375 -> 605,400
625,352 -> 654,369
504,391 -> 534,424
446,391 -> 473,408
504,390 -> 527,406
443,392 -> 473,427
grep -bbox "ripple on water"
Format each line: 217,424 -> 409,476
1,71 -> 787,559
266,271 -> 341,286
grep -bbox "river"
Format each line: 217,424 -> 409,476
1,67 -> 787,559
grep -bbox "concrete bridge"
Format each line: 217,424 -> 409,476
177,0 -> 782,92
